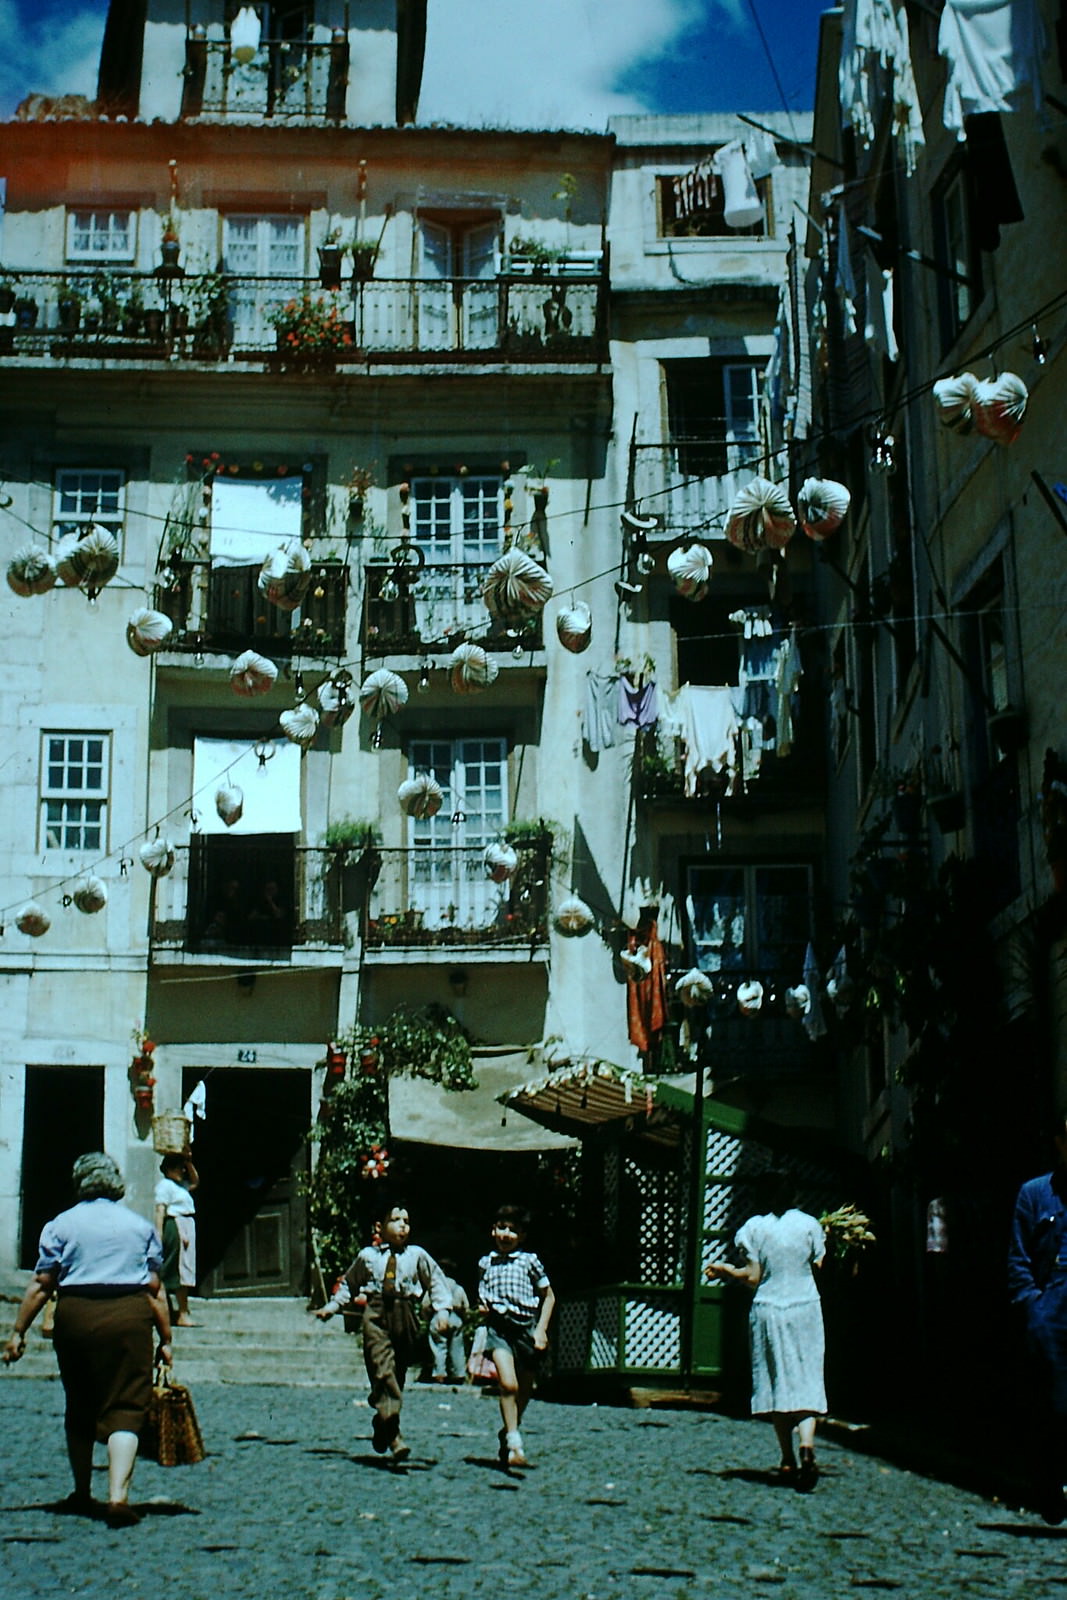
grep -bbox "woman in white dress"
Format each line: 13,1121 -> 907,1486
706,1168 -> 826,1490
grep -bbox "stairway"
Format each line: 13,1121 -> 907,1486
0,1294 -> 365,1386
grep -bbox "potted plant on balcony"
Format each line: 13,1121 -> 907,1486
122,285 -> 146,336
350,239 -> 379,283
268,293 -> 354,367
318,229 -> 345,289
57,279 -> 83,332
507,236 -> 564,276
13,293 -> 39,328
160,214 -> 181,269
345,463 -> 376,521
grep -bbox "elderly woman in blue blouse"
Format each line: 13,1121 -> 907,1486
2,1152 -> 172,1526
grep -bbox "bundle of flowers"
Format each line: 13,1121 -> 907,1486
268,294 -> 353,357
818,1203 -> 876,1263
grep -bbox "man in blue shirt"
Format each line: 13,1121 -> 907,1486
1009,1119 -> 1067,1523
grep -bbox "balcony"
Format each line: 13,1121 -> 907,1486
630,435 -> 757,536
149,841 -> 344,957
681,969 -> 824,1079
180,33 -> 349,122
363,561 -> 543,657
362,834 -> 551,955
155,557 -> 347,660
0,269 -> 607,368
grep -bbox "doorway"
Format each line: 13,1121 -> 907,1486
182,1067 -> 310,1296
20,1066 -> 105,1268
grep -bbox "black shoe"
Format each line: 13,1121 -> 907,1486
104,1502 -> 141,1528
796,1448 -> 819,1493
371,1415 -> 390,1454
497,1427 -> 508,1465
1037,1490 -> 1067,1526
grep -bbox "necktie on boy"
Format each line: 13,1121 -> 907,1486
382,1251 -> 398,1303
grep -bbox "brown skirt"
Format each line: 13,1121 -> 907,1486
53,1292 -> 154,1442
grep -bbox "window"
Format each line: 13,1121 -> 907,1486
417,215 -> 500,349
223,215 -> 305,341
206,468 -> 307,644
685,862 -> 812,975
409,475 -> 503,641
66,209 -> 135,262
932,164 -> 981,349
407,737 -> 508,928
960,558 -> 1020,910
663,359 -> 763,477
40,732 -> 109,850
656,170 -> 769,239
52,469 -> 125,551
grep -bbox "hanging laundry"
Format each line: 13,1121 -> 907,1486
938,0 -> 1044,136
618,674 -> 659,731
963,112 -> 1024,251
584,670 -> 618,752
668,685 -> 740,796
864,256 -> 899,362
835,203 -> 859,337
774,628 -> 804,758
183,1079 -> 208,1128
712,140 -> 764,229
626,915 -> 668,1056
801,943 -> 828,1042
743,126 -> 779,180
839,0 -> 925,173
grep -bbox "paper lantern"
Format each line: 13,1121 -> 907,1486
139,837 -> 175,878
16,902 -> 50,937
72,875 -> 107,914
620,944 -> 653,981
725,479 -> 796,554
280,704 -> 320,749
666,544 -> 713,601
258,542 -> 312,612
797,478 -> 851,541
231,4 -> 261,61
676,967 -> 715,1007
397,774 -> 444,819
317,675 -> 355,728
230,649 -> 277,698
126,607 -> 174,656
556,602 -> 592,654
449,642 -> 499,695
482,549 -> 554,621
826,973 -> 854,1015
555,895 -> 594,934
55,525 -> 120,589
216,783 -> 244,826
737,979 -> 764,1016
484,842 -> 519,883
359,668 -> 408,719
713,140 -> 763,229
973,372 -> 1028,446
7,543 -> 57,597
784,984 -> 811,1019
932,371 -> 982,433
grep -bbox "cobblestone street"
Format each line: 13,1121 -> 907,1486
2,1377 -> 1065,1599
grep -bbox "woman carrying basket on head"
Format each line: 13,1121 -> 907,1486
154,1152 -> 199,1327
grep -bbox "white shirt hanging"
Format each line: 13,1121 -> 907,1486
938,0 -> 1044,137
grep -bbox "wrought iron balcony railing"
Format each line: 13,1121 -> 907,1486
181,33 -> 350,121
150,843 -> 344,954
0,269 -> 607,365
154,557 -> 348,659
362,834 -> 551,951
630,432 -> 763,536
363,560 -> 543,657
677,966 -> 824,1077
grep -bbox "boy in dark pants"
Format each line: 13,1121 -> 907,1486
317,1202 -> 451,1462
478,1203 -> 555,1468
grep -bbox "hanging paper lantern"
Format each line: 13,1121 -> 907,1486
784,984 -> 811,1019
826,973 -> 854,1015
72,874 -> 107,914
55,525 -> 120,589
397,774 -> 444,819
932,371 -> 982,433
7,543 -> 57,597
797,478 -> 851,542
555,894 -> 594,934
230,649 -> 278,697
484,842 -> 519,883
258,542 -> 312,612
725,479 -> 796,554
676,967 -> 715,1007
620,944 -> 653,981
973,372 -> 1028,445
359,668 -> 408,720
216,783 -> 244,826
555,602 -> 592,654
139,837 -> 175,878
317,674 -> 355,728
666,544 -> 713,601
16,902 -> 50,937
280,703 -> 320,749
483,548 -> 554,622
126,607 -> 174,656
736,979 -> 765,1016
230,4 -> 262,61
449,642 -> 499,695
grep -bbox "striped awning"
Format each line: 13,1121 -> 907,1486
500,1060 -> 692,1144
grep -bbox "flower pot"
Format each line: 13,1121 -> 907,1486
318,245 -> 343,290
14,298 -> 38,329
928,790 -> 965,833
143,308 -> 166,339
532,487 -> 549,511
58,297 -> 81,332
352,253 -> 378,284
133,1088 -> 154,1110
123,306 -> 146,336
160,238 -> 181,268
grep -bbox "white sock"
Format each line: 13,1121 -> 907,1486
506,1429 -> 523,1450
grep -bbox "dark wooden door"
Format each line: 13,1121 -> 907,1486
183,1067 -> 310,1295
20,1066 -> 105,1268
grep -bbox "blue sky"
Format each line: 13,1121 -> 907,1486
0,0 -> 827,125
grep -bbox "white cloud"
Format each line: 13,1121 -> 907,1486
0,1 -> 105,117
418,0 -> 718,129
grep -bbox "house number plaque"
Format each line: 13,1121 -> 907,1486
236,1049 -> 257,1063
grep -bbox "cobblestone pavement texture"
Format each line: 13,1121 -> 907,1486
2,1377 -> 1065,1600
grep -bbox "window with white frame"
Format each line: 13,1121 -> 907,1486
40,732 -> 110,851
409,475 -> 503,642
417,216 -> 500,350
222,215 -> 305,342
407,737 -> 508,928
664,359 -> 763,477
66,209 -> 135,262
685,862 -> 812,975
52,469 -> 126,550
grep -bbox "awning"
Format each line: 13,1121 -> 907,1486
389,1048 -> 575,1152
192,736 -> 302,834
500,1059 -> 694,1146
